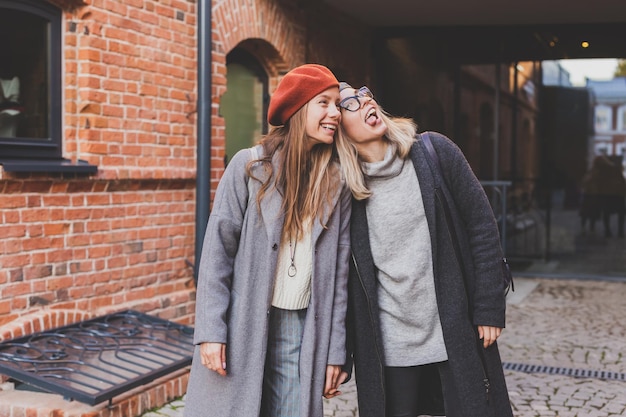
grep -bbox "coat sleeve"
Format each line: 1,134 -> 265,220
340,255 -> 356,380
327,181 -> 352,365
193,149 -> 252,345
430,132 -> 507,328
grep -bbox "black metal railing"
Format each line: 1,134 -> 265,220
0,310 -> 194,406
481,180 -> 512,254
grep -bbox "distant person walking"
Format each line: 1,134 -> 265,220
579,157 -> 603,232
597,155 -> 625,238
580,155 -> 625,237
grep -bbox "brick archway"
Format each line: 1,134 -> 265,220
210,0 -> 298,176
0,309 -> 92,342
212,0 -> 302,72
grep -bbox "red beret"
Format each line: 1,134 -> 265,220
268,64 -> 339,126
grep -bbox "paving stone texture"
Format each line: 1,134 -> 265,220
144,277 -> 626,417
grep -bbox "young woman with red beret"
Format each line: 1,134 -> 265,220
184,64 -> 362,417
336,83 -> 514,417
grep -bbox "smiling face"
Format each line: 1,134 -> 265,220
303,86 -> 341,150
339,85 -> 388,147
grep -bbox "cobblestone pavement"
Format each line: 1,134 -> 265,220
499,277 -> 626,417
145,277 -> 626,417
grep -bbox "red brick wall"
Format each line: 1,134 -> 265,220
0,0 -> 370,411
63,0 -> 198,180
1,0 -> 200,341
0,0 -> 374,410
0,177 -> 196,338
0,0 -> 371,343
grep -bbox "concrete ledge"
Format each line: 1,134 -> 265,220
0,368 -> 189,417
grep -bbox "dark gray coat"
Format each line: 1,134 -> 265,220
185,146 -> 351,417
345,132 -> 513,417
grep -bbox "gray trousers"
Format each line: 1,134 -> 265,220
260,307 -> 307,417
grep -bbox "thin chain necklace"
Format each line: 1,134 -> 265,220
288,235 -> 297,277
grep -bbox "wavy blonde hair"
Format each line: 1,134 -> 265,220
246,103 -> 339,241
337,105 -> 418,198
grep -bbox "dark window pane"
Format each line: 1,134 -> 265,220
0,8 -> 49,139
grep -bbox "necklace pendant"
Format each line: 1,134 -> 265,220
288,264 -> 297,277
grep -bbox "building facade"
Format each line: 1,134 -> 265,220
0,0 -> 372,337
588,77 -> 626,172
0,0 -> 543,415
0,0 -> 371,414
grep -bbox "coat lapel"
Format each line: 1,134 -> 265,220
410,139 -> 440,268
350,198 -> 379,297
259,186 -> 285,246
250,146 -> 285,245
311,174 -> 343,244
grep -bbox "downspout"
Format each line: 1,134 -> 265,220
493,61 -> 500,181
511,62 -> 519,184
453,64 -> 461,142
195,0 -> 212,284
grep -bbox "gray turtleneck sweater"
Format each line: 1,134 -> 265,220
361,144 -> 448,367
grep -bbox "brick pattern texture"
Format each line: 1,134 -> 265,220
0,0 -> 370,414
0,0 -> 370,338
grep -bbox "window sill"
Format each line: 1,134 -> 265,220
0,158 -> 98,174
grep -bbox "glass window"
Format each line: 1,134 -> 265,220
618,106 -> 626,131
595,142 -> 612,156
0,0 -> 62,159
594,105 -> 612,132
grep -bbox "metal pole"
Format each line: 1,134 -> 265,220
493,62 -> 500,181
195,0 -> 212,284
453,64 -> 462,142
511,62 -> 519,184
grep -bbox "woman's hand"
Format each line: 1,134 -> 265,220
477,325 -> 502,348
323,365 -> 344,399
200,342 -> 227,376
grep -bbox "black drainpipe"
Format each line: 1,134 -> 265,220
195,0 -> 212,285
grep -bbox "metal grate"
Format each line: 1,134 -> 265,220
0,310 -> 194,405
503,362 -> 626,382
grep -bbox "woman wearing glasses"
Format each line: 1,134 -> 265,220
335,83 -> 514,417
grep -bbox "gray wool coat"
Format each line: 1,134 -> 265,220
344,132 -> 514,417
184,145 -> 351,417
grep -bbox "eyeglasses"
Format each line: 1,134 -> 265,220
339,86 -> 373,112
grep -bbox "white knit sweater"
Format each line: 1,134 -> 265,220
271,226 -> 313,310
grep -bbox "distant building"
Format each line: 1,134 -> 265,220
543,60 -> 574,87
587,77 -> 626,173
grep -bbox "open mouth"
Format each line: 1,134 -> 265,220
365,108 -> 378,125
321,123 -> 337,132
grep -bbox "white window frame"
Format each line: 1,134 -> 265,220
617,105 -> 626,132
594,105 -> 612,133
595,142 -> 612,155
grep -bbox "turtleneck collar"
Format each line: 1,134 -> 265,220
361,142 -> 404,180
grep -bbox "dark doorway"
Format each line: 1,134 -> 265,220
374,33 -> 626,280
220,48 -> 268,166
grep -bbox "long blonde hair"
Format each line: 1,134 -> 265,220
246,103 -> 339,241
337,105 -> 418,198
